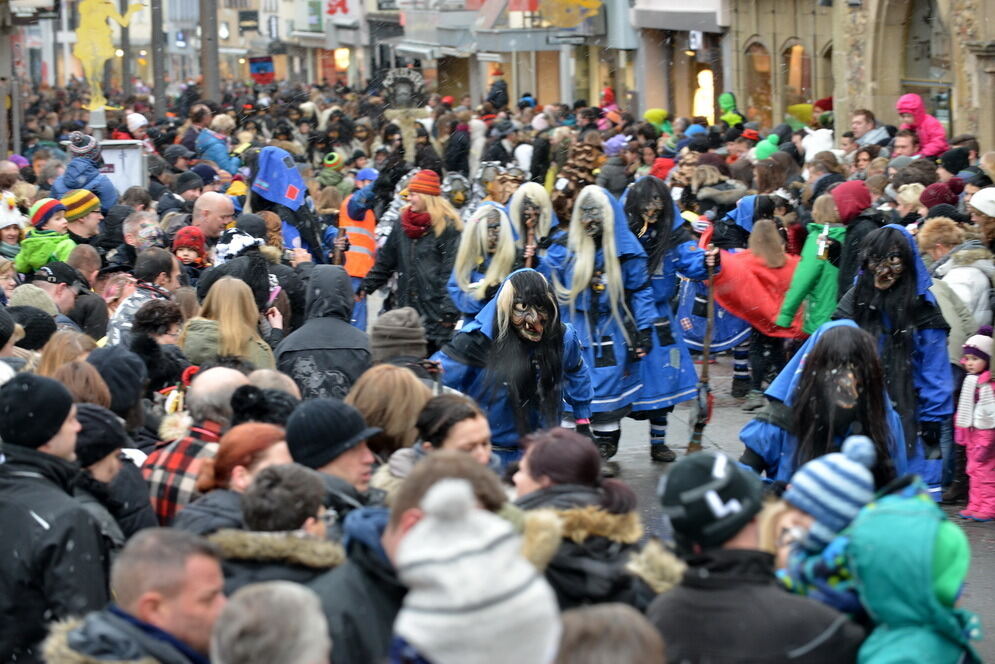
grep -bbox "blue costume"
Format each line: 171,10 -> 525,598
739,319 -> 908,483
433,269 -> 593,465
545,188 -> 657,424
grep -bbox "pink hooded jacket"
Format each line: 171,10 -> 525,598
896,93 -> 949,157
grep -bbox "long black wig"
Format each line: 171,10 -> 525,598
623,175 -> 676,275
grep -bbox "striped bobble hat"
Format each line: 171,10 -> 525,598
323,152 -> 343,170
68,131 -> 101,161
28,198 -> 67,229
61,189 -> 100,222
784,435 -> 877,552
408,169 -> 441,196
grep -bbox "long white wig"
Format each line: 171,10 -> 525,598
555,185 -> 631,341
453,204 -> 518,300
508,182 -> 553,244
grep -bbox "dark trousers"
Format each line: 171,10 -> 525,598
749,329 -> 787,392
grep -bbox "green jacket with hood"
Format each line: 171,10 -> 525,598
847,483 -> 982,664
14,228 -> 76,274
776,223 -> 846,334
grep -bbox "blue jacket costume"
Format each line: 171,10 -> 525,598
195,129 -> 241,174
433,269 -> 593,460
545,189 -> 657,422
740,319 -> 908,482
832,224 -> 952,487
675,196 -> 756,352
50,157 -> 119,212
622,196 -> 705,415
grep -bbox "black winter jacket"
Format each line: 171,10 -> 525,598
276,265 -> 371,399
647,549 -> 865,664
173,488 -> 243,536
209,528 -> 344,595
444,128 -> 471,176
363,219 -> 461,348
0,445 -> 110,663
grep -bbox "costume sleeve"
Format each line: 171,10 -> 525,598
621,255 -> 659,330
672,237 -> 710,281
562,323 -> 593,419
739,417 -> 789,480
362,221 -> 399,293
347,184 -> 377,222
435,348 -> 475,394
777,237 -> 822,327
913,327 -> 954,420
447,269 -> 485,317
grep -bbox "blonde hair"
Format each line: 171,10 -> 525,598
210,114 -> 236,135
508,182 -> 553,240
811,194 -> 840,225
173,286 -> 201,321
37,330 -> 97,378
757,499 -> 792,554
748,219 -> 787,269
51,360 -> 111,408
556,186 -> 631,341
422,195 -> 463,236
316,185 -> 342,215
897,182 -> 926,207
453,206 -> 518,300
182,277 -> 262,358
344,365 -> 431,456
918,217 -> 965,251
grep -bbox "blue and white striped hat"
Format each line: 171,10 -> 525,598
784,436 -> 877,551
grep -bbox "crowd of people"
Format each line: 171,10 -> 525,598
0,75 -> 989,663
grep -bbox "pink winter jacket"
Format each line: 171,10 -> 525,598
896,93 -> 949,158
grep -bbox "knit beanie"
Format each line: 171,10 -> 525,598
60,189 -> 101,222
9,284 -> 58,316
86,345 -> 149,417
68,131 -> 101,162
235,213 -> 268,241
920,178 -> 965,210
323,152 -> 343,170
408,170 -> 441,196
75,403 -> 129,468
28,198 -> 67,229
604,134 -> 628,158
126,113 -> 148,134
172,225 -> 207,257
174,171 -> 205,195
940,147 -> 971,177
962,326 -> 993,363
660,451 -> 763,550
370,307 -> 428,363
286,398 -> 381,469
784,436 -> 877,552
0,307 -> 15,348
932,519 -> 970,607
0,373 -> 73,448
0,191 -> 26,231
393,479 -> 561,664
191,163 -> 219,186
7,305 -> 56,349
214,227 -> 264,266
971,188 -> 995,218
230,384 -> 300,427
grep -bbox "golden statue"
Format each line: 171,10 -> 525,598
74,0 -> 144,110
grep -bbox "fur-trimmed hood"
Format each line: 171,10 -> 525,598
209,528 -> 345,569
696,180 -> 748,205
44,619 -> 158,664
626,539 -> 687,595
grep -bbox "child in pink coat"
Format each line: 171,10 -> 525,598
895,93 -> 950,158
955,327 -> 995,521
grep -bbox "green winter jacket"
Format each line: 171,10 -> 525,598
13,228 -> 76,274
181,317 -> 276,370
847,485 -> 982,664
317,168 -> 355,199
776,223 -> 846,334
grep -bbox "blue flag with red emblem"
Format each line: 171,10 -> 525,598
251,146 -> 306,211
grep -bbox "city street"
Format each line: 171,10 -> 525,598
612,354 -> 995,660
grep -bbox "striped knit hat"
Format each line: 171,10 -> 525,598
784,435 -> 877,552
61,189 -> 100,222
323,152 -> 343,170
68,131 -> 101,161
28,198 -> 67,229
408,169 -> 441,196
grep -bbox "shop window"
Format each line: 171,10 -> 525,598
744,42 -> 772,128
902,0 -> 952,131
781,43 -> 811,108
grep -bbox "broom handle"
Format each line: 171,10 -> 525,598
701,249 -> 715,383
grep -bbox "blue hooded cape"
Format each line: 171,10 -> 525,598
251,146 -> 307,211
740,319 -> 908,483
433,268 -> 593,455
723,194 -> 757,233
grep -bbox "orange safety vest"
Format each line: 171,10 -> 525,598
338,194 -> 377,278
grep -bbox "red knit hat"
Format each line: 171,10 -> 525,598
172,225 -> 207,257
920,178 -> 965,210
408,170 -> 441,196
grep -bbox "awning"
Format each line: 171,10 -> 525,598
381,36 -> 437,59
630,8 -> 723,33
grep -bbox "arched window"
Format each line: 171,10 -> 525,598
902,0 -> 952,131
781,42 -> 812,110
744,42 -> 772,128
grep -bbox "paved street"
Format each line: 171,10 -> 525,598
612,354 -> 995,660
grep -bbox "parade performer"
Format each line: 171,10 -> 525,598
509,182 -> 556,262
547,185 -> 659,460
434,269 -> 593,465
448,204 -> 521,325
623,176 -> 714,461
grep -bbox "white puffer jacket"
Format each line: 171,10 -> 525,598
934,243 -> 995,328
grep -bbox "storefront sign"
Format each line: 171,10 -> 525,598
249,56 -> 275,84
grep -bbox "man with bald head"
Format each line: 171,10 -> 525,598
192,192 -> 235,245
0,160 -> 21,192
142,367 -> 250,525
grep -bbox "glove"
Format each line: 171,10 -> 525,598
634,328 -> 653,358
483,283 -> 500,300
919,420 -> 943,460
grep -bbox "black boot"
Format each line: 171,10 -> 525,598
595,429 -> 621,460
650,444 -> 677,462
731,376 -> 751,399
941,444 -> 969,504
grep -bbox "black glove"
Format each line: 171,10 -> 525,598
635,328 -> 653,357
484,283 -> 500,300
576,422 -> 593,439
919,420 -> 943,459
826,237 -> 843,268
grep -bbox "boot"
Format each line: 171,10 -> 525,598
941,444 -> 969,504
741,390 -> 765,412
595,429 -> 620,461
731,376 -> 751,399
650,444 -> 677,462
